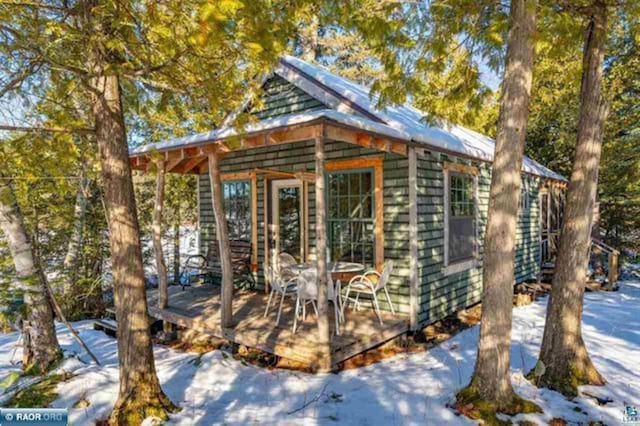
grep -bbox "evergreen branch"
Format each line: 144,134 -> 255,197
0,1 -> 71,12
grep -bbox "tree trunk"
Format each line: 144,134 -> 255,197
300,15 -> 319,62
534,0 -> 608,397
0,179 -> 60,373
153,161 -> 168,309
62,170 -> 88,295
208,151 -> 234,328
173,220 -> 180,285
314,135 -> 332,372
458,0 -> 538,413
88,72 -> 176,424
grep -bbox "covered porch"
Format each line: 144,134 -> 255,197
146,285 -> 409,369
130,114 -> 420,370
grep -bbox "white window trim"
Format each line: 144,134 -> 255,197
270,178 -> 305,262
443,166 -> 480,276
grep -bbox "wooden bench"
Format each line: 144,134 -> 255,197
182,240 -> 255,289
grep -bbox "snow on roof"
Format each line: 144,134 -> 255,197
129,109 -> 410,155
280,55 -> 565,181
131,55 -> 564,181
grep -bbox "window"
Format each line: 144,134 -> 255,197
328,170 -> 375,266
541,191 -> 549,233
520,185 -> 530,213
445,168 -> 478,273
223,180 -> 251,241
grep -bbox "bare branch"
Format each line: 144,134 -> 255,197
122,74 -> 187,94
0,59 -> 42,99
0,125 -> 95,134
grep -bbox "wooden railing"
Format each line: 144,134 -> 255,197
540,234 -> 621,287
541,231 -> 560,266
591,238 -> 621,286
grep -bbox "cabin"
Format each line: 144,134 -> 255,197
129,56 -> 566,370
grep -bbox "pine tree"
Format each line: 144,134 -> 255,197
456,0 -> 541,417
533,0 -> 611,397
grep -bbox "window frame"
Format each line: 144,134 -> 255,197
221,172 -> 258,271
443,163 -> 480,276
326,157 -> 384,270
271,178 -> 305,262
520,183 -> 531,214
222,178 -> 252,242
326,167 -> 376,268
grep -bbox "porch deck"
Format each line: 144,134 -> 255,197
146,285 -> 409,368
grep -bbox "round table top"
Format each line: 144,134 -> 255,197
291,261 -> 365,274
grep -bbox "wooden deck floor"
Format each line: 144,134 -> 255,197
146,285 -> 409,368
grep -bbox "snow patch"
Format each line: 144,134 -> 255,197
1,271 -> 638,424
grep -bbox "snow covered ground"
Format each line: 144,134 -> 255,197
1,271 -> 639,425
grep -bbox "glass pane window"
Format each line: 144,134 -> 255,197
278,186 -> 301,259
520,186 -> 530,213
448,172 -> 476,263
328,170 -> 375,266
223,180 -> 251,241
541,192 -> 549,232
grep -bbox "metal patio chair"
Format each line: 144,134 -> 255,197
293,268 -> 343,335
342,260 -> 395,325
263,264 -> 298,326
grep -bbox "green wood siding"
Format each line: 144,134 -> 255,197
197,73 -> 545,325
198,145 -> 543,325
198,140 -> 412,314
249,75 -> 327,120
416,152 -> 541,324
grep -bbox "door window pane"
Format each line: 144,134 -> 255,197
278,186 -> 301,260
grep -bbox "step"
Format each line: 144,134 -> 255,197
93,319 -> 117,337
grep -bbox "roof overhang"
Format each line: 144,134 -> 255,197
129,112 -> 413,174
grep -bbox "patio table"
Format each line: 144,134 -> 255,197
290,262 -> 365,275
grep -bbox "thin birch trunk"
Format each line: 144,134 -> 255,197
0,179 -> 60,372
535,0 -> 608,396
300,15 -> 319,62
63,170 -> 88,294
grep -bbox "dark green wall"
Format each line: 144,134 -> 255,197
198,140 -> 412,314
249,75 -> 327,120
198,142 -> 542,325
195,69 -> 545,327
416,152 -> 541,324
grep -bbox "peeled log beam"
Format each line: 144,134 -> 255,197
314,135 -> 331,371
153,160 -> 168,309
408,147 -> 419,330
208,151 -> 234,327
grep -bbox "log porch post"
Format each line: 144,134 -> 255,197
408,147 -> 419,330
153,160 -> 169,310
314,134 -> 332,371
208,150 -> 234,328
